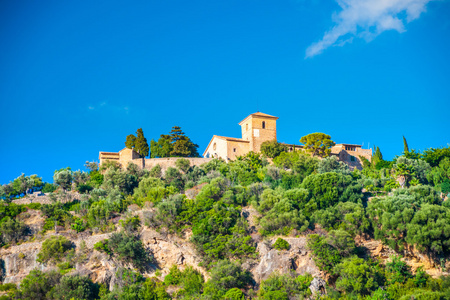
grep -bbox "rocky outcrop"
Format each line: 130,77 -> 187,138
357,237 -> 450,278
250,237 -> 321,284
140,227 -> 207,278
309,277 -> 326,296
0,241 -> 47,284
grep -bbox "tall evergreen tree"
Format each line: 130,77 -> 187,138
125,134 -> 136,149
124,128 -> 149,157
150,126 -> 199,158
135,128 -> 149,157
150,134 -> 172,158
371,146 -> 383,167
403,136 -> 409,153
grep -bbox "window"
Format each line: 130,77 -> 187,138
246,124 -> 248,131
350,156 -> 355,162
213,143 -> 217,150
233,148 -> 236,153
262,121 -> 265,129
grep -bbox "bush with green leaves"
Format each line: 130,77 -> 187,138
12,270 -> 61,300
150,194 -> 183,231
0,217 -> 28,245
175,158 -> 191,173
41,182 -> 57,193
95,232 -> 150,271
40,203 -> 76,231
87,200 -> 114,230
317,156 -> 351,175
368,187 -> 450,255
0,203 -> 25,224
102,167 -> 138,195
301,172 -> 363,214
0,174 -> 44,200
272,238 -> 290,251
335,256 -> 382,295
164,167 -> 184,190
48,274 -> 99,300
120,215 -> 141,233
169,178 -> 256,265
203,260 -> 253,298
260,140 -> 288,159
71,218 -> 86,233
385,256 -> 412,285
258,272 -> 313,299
307,230 -> 355,274
255,188 -> 309,235
37,235 -> 73,264
314,201 -> 370,236
164,265 -> 204,298
53,168 -> 73,191
422,146 -> 450,167
101,276 -> 170,300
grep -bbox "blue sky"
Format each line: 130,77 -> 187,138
1,0 -> 449,183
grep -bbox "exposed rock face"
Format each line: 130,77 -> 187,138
309,277 -> 326,296
357,237 -> 450,278
140,228 -> 207,278
251,237 -> 321,284
0,242 -> 47,284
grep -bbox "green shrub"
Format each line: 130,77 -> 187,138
175,158 -> 191,173
37,235 -> 73,264
120,215 -> 141,233
0,217 -> 28,244
307,231 -> 355,274
13,270 -> 61,300
164,265 -> 204,297
258,272 -> 313,299
49,274 -> 99,299
224,287 -> 245,300
95,232 -> 150,271
0,283 -> 16,292
273,238 -> 290,251
335,256 -> 381,295
71,218 -> 86,233
94,240 -> 112,255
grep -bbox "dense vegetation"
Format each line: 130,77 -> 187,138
1,135 -> 450,299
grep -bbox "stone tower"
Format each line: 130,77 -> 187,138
238,112 -> 278,152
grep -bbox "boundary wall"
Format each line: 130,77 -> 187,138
141,157 -> 213,171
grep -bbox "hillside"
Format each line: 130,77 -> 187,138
1,147 -> 450,299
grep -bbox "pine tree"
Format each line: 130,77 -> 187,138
403,136 -> 409,154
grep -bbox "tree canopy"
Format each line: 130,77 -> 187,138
150,126 -> 199,158
300,132 -> 335,157
125,128 -> 149,157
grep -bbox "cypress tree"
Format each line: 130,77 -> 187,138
403,136 -> 409,153
135,128 -> 149,157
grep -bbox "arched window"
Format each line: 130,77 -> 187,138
246,124 -> 248,131
262,121 -> 265,129
213,143 -> 217,150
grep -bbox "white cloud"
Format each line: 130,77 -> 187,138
305,0 -> 434,58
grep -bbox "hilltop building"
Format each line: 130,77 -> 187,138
203,112 -> 372,169
203,112 -> 279,161
99,112 -> 372,171
99,147 -> 211,171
